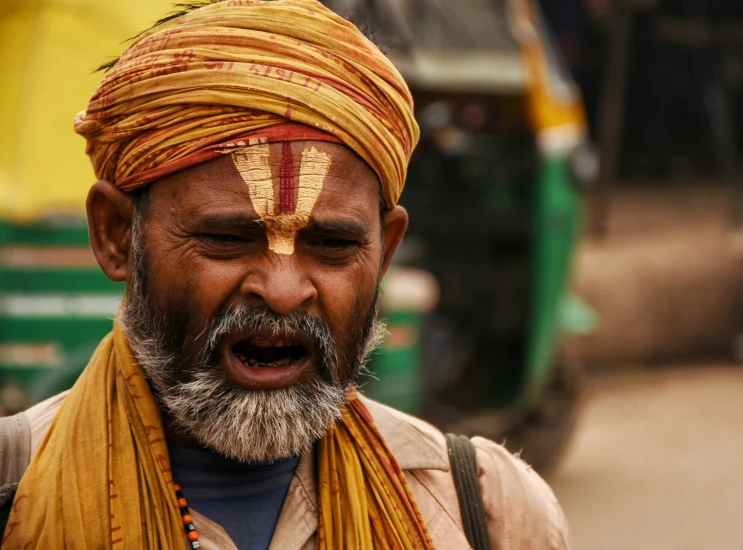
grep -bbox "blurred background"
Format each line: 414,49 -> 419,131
2,0 -> 743,548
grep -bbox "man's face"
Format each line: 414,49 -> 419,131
118,140 -> 393,462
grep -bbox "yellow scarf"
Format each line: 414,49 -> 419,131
3,326 -> 434,549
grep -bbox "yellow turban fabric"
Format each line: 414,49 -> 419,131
73,0 -> 419,207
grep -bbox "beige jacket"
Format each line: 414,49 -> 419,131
4,392 -> 571,549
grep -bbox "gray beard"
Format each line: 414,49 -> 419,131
118,226 -> 385,463
146,360 -> 349,464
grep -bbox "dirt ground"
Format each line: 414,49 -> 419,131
549,366 -> 743,550
569,182 -> 743,365
550,184 -> 743,548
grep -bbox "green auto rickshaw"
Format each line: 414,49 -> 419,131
329,0 -> 596,471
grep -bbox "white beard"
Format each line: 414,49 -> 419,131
120,291 -> 386,463
154,366 -> 348,463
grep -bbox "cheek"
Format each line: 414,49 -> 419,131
144,240 -> 246,323
313,254 -> 380,334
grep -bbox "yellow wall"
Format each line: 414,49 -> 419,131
0,0 -> 175,220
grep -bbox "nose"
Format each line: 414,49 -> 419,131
239,256 -> 317,314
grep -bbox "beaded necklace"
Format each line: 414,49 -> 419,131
174,483 -> 201,549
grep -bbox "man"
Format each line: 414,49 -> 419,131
0,1 -> 571,548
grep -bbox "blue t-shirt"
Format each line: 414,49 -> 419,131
169,445 -> 298,550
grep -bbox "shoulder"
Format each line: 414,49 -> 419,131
0,412 -> 30,487
472,436 -> 572,549
360,395 -> 571,549
0,391 -> 68,487
24,390 -> 68,456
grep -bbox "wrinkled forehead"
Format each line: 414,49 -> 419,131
148,141 -> 381,246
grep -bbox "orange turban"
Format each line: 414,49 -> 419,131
74,0 -> 419,207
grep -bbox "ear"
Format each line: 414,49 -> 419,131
86,181 -> 134,282
380,205 -> 408,278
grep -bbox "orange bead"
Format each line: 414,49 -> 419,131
187,531 -> 199,542
173,484 -> 181,491
177,498 -> 188,507
182,514 -> 193,524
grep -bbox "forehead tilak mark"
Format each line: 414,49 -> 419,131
232,143 -> 274,219
231,143 -> 331,254
279,142 -> 296,214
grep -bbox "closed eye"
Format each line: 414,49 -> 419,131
312,237 -> 359,249
301,220 -> 369,248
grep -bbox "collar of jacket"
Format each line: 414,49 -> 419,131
358,395 -> 449,471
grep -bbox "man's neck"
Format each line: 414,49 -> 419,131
160,406 -> 204,449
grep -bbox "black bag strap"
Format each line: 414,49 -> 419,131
446,433 -> 492,550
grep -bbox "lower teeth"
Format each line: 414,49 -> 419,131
236,354 -> 292,368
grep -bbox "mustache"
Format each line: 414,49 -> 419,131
202,302 -> 339,383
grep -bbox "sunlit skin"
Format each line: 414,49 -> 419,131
86,140 -> 408,448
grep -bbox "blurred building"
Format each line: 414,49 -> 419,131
0,0 -> 174,220
541,0 -> 743,183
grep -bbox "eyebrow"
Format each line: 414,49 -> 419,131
193,213 -> 370,238
302,219 -> 369,237
193,213 -> 263,230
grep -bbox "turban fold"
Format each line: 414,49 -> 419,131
73,0 -> 419,207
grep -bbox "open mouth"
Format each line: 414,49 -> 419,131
232,336 -> 309,369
